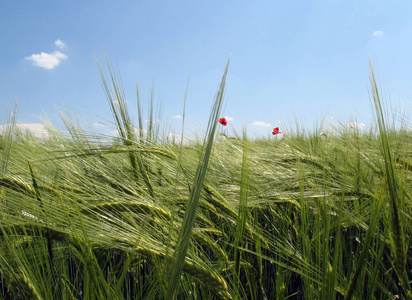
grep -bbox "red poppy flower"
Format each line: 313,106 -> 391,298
219,118 -> 227,126
272,127 -> 282,135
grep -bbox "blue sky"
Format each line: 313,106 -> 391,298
1,1 -> 412,139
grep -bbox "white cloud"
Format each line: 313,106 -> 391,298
0,123 -> 50,139
145,119 -> 161,124
93,122 -> 115,132
224,116 -> 234,121
166,132 -> 182,143
93,122 -> 107,128
112,99 -> 129,105
112,129 -> 120,137
252,121 -> 271,127
348,122 -> 366,129
54,39 -> 66,49
25,51 -> 68,70
165,132 -> 193,145
373,31 -> 384,36
172,115 -> 183,119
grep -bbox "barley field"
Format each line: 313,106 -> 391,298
0,60 -> 411,299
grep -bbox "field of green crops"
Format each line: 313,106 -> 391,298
0,61 -> 411,299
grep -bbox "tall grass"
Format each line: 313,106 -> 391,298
0,61 -> 411,299
1,100 -> 17,174
166,57 -> 230,300
370,63 -> 406,285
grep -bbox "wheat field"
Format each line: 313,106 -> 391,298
0,60 -> 411,299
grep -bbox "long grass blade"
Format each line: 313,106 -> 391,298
370,62 -> 406,284
1,100 -> 17,174
233,128 -> 249,293
166,57 -> 231,300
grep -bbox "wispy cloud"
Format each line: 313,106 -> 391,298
373,30 -> 384,36
224,116 -> 234,121
25,51 -> 68,70
166,132 -> 193,145
172,115 -> 183,119
0,123 -> 50,139
145,119 -> 161,124
166,132 -> 182,143
93,122 -> 108,128
54,39 -> 66,49
348,121 -> 366,129
252,121 -> 271,127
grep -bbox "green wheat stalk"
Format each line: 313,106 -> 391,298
370,62 -> 406,284
96,54 -> 155,198
165,57 -> 230,300
233,128 -> 249,293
